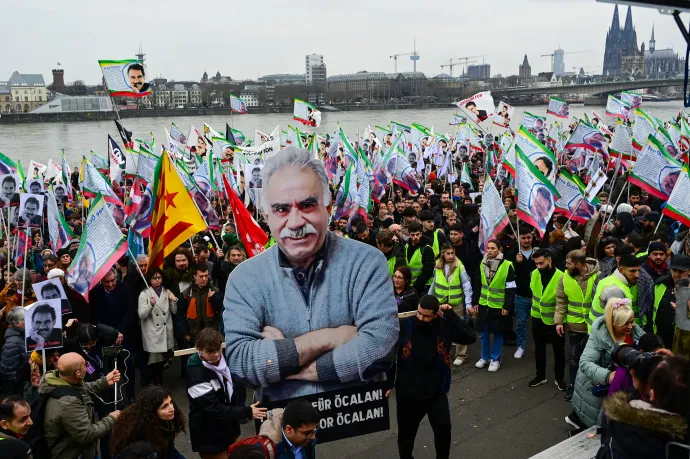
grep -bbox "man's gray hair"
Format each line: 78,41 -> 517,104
136,254 -> 149,263
261,147 -> 331,212
7,307 -> 24,327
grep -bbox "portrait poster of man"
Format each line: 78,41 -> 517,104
565,121 -> 605,152
516,147 -> 559,237
53,184 -> 68,205
32,278 -> 72,316
186,126 -> 209,157
18,193 -> 44,228
24,299 -> 63,351
547,97 -> 569,119
0,173 -> 20,207
245,163 -> 263,206
492,101 -> 514,128
98,59 -> 152,97
224,148 -> 399,428
629,135 -> 682,200
27,179 -> 44,195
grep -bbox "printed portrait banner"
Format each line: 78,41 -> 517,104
663,165 -> 690,227
609,123 -> 635,160
621,91 -> 643,109
44,159 -> 62,184
135,150 -> 158,185
554,171 -> 594,224
18,193 -> 44,228
67,194 -> 127,302
547,97 -> 569,119
566,121 -> 605,152
24,299 -> 63,352
98,59 -> 152,97
108,135 -> 126,184
27,160 -> 47,180
32,278 -> 71,316
260,381 -> 390,444
522,112 -> 546,132
515,147 -> 560,237
492,101 -> 514,128
605,95 -> 632,120
479,177 -> 510,253
46,190 -> 74,252
26,179 -> 44,195
503,127 -> 556,182
457,91 -> 495,123
632,108 -> 656,150
186,125 -> 210,157
82,161 -> 122,206
293,99 -> 321,127
629,135 -> 682,200
230,94 -> 248,114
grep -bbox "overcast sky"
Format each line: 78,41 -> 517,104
1,0 -> 687,85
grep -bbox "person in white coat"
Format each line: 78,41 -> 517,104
138,267 -> 177,386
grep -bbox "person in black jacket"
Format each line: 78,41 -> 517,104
506,227 -> 536,359
597,355 -> 688,459
211,245 -> 246,294
186,328 -> 266,459
388,295 -> 476,459
0,308 -> 29,394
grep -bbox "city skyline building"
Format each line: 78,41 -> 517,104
553,48 -> 565,75
305,54 -> 327,86
519,54 -> 531,79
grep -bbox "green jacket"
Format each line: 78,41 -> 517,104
38,370 -> 114,459
571,316 -> 644,428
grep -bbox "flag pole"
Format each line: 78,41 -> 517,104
21,228 -> 29,307
127,247 -> 150,291
652,215 -> 664,235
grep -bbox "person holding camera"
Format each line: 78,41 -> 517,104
598,354 -> 689,459
569,297 -> 645,430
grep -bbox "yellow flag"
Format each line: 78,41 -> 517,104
148,152 -> 207,268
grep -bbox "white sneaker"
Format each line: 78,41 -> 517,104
488,360 -> 501,372
453,357 -> 464,366
514,347 -> 525,359
475,359 -> 487,369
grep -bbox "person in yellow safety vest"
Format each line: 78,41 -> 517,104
554,250 -> 600,401
405,222 -> 436,295
588,254 -> 643,333
429,243 -> 475,366
468,239 -> 516,373
649,255 -> 690,350
420,210 -> 448,258
527,249 -> 567,391
376,230 -> 407,277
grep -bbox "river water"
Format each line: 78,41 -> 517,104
0,101 -> 686,167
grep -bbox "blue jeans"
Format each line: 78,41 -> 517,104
480,322 -> 503,361
515,295 -> 531,349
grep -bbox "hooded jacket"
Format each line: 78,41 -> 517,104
612,212 -> 635,239
38,370 -> 114,459
597,392 -> 688,459
0,327 -> 29,384
555,258 -> 600,333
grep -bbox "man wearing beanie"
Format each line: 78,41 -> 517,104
420,210 -> 447,258
649,255 -> 690,348
641,241 -> 669,282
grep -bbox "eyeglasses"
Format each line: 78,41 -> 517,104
392,275 -> 405,280
151,275 -> 162,280
297,426 -> 319,437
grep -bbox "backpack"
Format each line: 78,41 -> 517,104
28,386 -> 83,459
227,435 -> 277,459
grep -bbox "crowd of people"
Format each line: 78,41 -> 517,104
0,112 -> 689,459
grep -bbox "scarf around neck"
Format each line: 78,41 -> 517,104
201,353 -> 234,401
483,252 -> 504,285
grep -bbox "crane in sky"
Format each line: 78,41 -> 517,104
390,39 -> 421,73
541,50 -> 592,72
441,55 -> 487,77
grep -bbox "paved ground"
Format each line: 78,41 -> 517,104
166,335 -> 577,459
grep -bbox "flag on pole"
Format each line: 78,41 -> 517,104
127,227 -> 146,260
14,230 -> 30,268
230,94 -> 248,114
148,153 -> 207,269
547,97 -> 570,118
0,152 -> 18,175
333,164 -> 359,222
46,188 -> 74,252
108,135 -> 126,184
222,174 -> 267,257
621,91 -> 643,109
478,177 -> 510,253
456,91 -> 495,123
293,99 -> 321,127
629,135 -> 682,200
632,108 -> 657,150
609,122 -> 635,161
114,120 -> 133,150
605,95 -> 632,120
81,159 -> 123,206
66,193 -> 127,301
515,146 -> 561,237
663,165 -> 690,227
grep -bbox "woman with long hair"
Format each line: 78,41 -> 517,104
569,297 -> 645,430
393,266 -> 418,313
596,237 -> 619,277
138,267 -> 177,386
110,385 -> 186,459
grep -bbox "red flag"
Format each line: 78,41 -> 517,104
124,177 -> 144,219
222,174 -> 267,257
